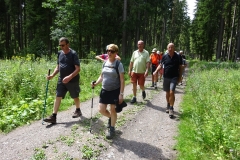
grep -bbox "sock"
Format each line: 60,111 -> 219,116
52,113 -> 57,117
76,108 -> 80,111
167,103 -> 170,107
170,106 -> 174,110
110,126 -> 115,131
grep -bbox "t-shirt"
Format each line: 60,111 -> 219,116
130,49 -> 150,73
102,60 -> 124,91
57,49 -> 80,83
150,53 -> 161,65
161,52 -> 182,78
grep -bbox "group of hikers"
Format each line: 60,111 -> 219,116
43,37 -> 187,139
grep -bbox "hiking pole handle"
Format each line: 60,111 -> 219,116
91,81 -> 96,89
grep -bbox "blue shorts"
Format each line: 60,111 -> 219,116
99,88 -> 120,104
163,77 -> 178,92
56,81 -> 80,99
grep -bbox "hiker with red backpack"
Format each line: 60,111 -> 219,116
150,48 -> 161,89
95,45 -> 121,62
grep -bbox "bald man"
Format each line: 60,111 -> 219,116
153,43 -> 183,118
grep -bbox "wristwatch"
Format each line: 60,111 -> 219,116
120,93 -> 124,96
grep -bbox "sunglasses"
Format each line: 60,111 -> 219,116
59,44 -> 66,47
106,50 -> 116,54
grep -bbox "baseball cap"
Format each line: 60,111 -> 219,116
152,48 -> 157,52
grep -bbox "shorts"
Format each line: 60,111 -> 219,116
130,72 -> 145,86
56,81 -> 80,99
99,88 -> 120,104
151,64 -> 158,74
163,77 -> 178,92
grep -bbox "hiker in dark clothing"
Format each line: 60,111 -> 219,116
153,43 -> 183,118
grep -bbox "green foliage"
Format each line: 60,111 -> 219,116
31,148 -> 47,160
177,62 -> 240,159
0,57 -> 130,133
81,145 -> 94,159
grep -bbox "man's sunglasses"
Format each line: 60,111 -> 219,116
59,44 -> 66,47
106,50 -> 116,54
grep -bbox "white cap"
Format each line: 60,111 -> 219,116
151,48 -> 157,52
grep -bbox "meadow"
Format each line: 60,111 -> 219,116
0,55 -> 129,133
176,61 -> 240,160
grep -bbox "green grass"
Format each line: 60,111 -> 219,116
176,62 -> 240,160
0,57 -> 130,133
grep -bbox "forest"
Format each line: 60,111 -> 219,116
0,0 -> 240,61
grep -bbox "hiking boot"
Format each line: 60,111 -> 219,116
142,91 -> 146,99
169,107 -> 174,118
72,109 -> 82,118
130,97 -> 137,104
107,118 -> 111,128
154,84 -> 157,89
43,114 -> 56,124
106,126 -> 115,139
166,104 -> 170,113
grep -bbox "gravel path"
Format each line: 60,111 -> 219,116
0,76 -> 185,160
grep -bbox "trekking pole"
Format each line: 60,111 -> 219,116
89,81 -> 96,133
42,69 -> 51,125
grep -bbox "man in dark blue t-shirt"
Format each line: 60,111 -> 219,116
153,43 -> 183,118
44,37 -> 81,124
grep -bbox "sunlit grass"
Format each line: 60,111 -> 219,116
177,62 -> 240,160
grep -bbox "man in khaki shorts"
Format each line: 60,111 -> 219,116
128,40 -> 150,103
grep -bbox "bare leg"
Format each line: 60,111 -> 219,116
139,85 -> 145,91
166,91 -> 170,104
169,90 -> 175,107
99,103 -> 110,118
73,97 -> 80,109
53,97 -> 62,114
132,83 -> 137,97
109,104 -> 117,127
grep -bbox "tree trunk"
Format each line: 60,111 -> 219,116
227,1 -> 237,61
216,0 -> 225,61
122,0 -> 127,58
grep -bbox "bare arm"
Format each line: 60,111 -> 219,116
92,73 -> 103,87
62,65 -> 80,83
128,62 -> 133,76
153,64 -> 162,75
47,65 -> 59,80
144,62 -> 150,77
119,72 -> 125,104
95,55 -> 105,62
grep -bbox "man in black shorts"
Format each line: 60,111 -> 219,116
153,43 -> 183,118
43,37 -> 81,124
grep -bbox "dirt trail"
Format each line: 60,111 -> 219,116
0,76 -> 185,160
